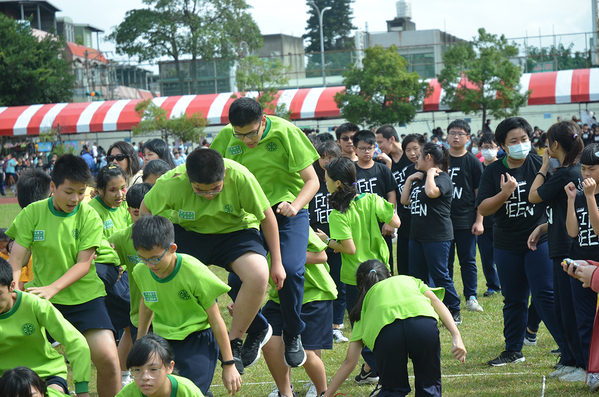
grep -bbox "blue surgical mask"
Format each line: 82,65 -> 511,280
507,141 -> 531,160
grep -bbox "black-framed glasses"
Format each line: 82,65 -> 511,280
136,244 -> 173,265
448,131 -> 468,137
340,136 -> 353,142
129,366 -> 166,379
357,146 -> 375,153
193,188 -> 223,196
107,154 -> 129,162
233,120 -> 263,140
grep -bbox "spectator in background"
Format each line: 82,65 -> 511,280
43,153 -> 56,175
173,151 -> 185,167
142,139 -> 176,169
484,119 -> 493,134
81,146 -> 96,175
107,141 -> 143,188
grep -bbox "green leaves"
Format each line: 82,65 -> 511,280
334,45 -> 430,128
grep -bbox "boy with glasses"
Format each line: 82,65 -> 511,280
335,123 -> 360,162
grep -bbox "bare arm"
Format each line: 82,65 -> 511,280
139,199 -> 151,216
565,182 -> 579,238
424,168 -> 441,199
387,213 -> 401,229
424,290 -> 467,362
137,299 -> 153,339
260,208 -> 285,290
400,172 -> 423,206
7,242 -> 29,289
582,179 -> 599,235
528,150 -> 550,204
323,340 -> 364,397
277,165 -> 319,217
306,250 -> 327,265
315,229 -> 357,256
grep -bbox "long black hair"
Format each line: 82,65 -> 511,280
420,142 -> 449,172
143,139 -> 176,169
0,367 -> 48,397
546,121 -> 584,168
107,141 -> 141,180
349,260 -> 390,323
324,156 -> 358,213
127,333 -> 175,369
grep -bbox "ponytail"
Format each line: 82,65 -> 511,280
325,157 -> 358,213
421,142 -> 449,172
349,260 -> 390,323
547,121 -> 584,168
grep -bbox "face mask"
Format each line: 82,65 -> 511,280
471,147 -> 479,155
481,148 -> 497,161
507,141 -> 531,160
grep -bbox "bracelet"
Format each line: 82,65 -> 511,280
536,171 -> 546,179
325,237 -> 331,246
221,359 -> 235,368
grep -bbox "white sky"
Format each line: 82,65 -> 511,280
50,0 -> 594,68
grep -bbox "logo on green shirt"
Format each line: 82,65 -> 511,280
103,219 -> 114,230
33,230 -> 44,241
178,209 -> 195,221
228,145 -> 243,155
266,142 -> 278,152
127,255 -> 138,264
143,291 -> 159,302
21,323 -> 35,335
72,229 -> 80,240
223,204 -> 234,214
178,289 -> 191,300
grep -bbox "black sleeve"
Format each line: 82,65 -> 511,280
471,155 -> 484,190
475,164 -> 497,210
537,169 -> 569,203
382,165 -> 397,195
436,173 -> 453,196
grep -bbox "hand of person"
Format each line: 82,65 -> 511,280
500,173 -> 518,195
117,266 -> 124,281
562,259 -> 595,288
407,171 -> 424,183
226,302 -> 235,317
89,188 -> 98,200
527,225 -> 543,251
277,201 -> 298,217
377,152 -> 392,166
582,178 -> 597,197
315,228 -> 329,243
451,335 -> 467,363
427,167 -> 441,177
27,285 -> 59,300
471,221 -> 484,236
222,364 -> 242,395
564,181 -> 578,200
381,223 -> 396,238
541,148 -> 551,168
270,261 -> 286,290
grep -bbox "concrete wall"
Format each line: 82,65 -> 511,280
258,34 -> 306,79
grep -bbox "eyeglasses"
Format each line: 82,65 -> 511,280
136,244 -> 173,265
233,120 -> 262,140
193,188 -> 223,196
340,136 -> 353,142
448,131 -> 468,137
129,367 -> 166,379
357,146 -> 375,153
106,154 -> 128,162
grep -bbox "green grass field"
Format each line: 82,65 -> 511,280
0,202 -> 594,396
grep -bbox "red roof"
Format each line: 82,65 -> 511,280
65,42 -> 107,63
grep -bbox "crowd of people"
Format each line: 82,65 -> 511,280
1,100 -> 599,397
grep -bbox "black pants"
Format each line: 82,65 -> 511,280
373,317 -> 441,397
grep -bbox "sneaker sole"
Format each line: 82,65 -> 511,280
284,349 -> 307,368
355,377 -> 380,385
244,324 -> 273,368
523,339 -> 537,346
489,357 -> 526,367
334,338 -> 349,343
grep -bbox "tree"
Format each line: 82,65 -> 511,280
108,0 -> 262,95
132,99 -> 208,144
0,15 -> 75,106
235,55 -> 291,119
438,28 -> 530,133
524,43 -> 590,72
39,128 -> 76,156
334,45 -> 431,129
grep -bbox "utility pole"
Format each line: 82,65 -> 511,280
85,50 -> 90,102
307,1 -> 331,87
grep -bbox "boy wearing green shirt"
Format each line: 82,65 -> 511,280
0,258 -> 91,396
131,215 -> 242,396
6,154 -> 121,397
210,97 -> 320,368
140,148 -> 282,375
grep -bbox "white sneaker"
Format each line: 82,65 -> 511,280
304,382 -> 318,397
560,367 -> 587,382
267,385 -> 279,397
466,296 -> 483,312
587,373 -> 599,391
548,365 -> 576,379
333,329 -> 349,343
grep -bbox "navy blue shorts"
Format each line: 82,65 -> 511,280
95,262 -> 119,293
45,376 -> 68,394
105,272 -> 131,332
262,299 -> 333,350
53,297 -> 115,335
167,328 -> 219,395
174,224 -> 267,270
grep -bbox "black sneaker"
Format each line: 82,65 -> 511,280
282,331 -> 306,367
452,311 -> 462,325
483,289 -> 499,297
242,324 -> 273,367
230,338 -> 244,375
354,363 -> 379,385
488,350 -> 525,366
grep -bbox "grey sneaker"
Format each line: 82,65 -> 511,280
466,296 -> 483,312
304,382 -> 318,397
559,367 -> 587,382
523,331 -> 537,346
588,373 -> 599,392
548,365 -> 576,379
282,331 -> 306,367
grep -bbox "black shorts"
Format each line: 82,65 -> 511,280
53,297 -> 115,335
174,225 -> 267,270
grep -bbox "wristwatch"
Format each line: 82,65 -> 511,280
221,359 -> 235,368
325,237 -> 331,246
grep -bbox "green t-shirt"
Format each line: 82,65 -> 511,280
132,253 -> 231,340
116,374 -> 204,397
328,193 -> 394,285
88,196 -> 131,238
211,116 -> 320,207
108,225 -> 141,326
350,276 -> 445,350
143,160 -> 270,234
268,227 -> 337,304
0,291 -> 91,393
6,198 -> 106,305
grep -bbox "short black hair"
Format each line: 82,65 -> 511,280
580,143 -> 599,166
352,130 -> 376,148
16,169 -> 51,208
96,164 -> 127,192
0,367 -> 47,397
51,154 -> 92,187
142,160 -> 171,183
316,140 -> 342,158
127,333 -> 174,369
186,148 -> 225,184
313,133 -> 335,145
0,228 -> 8,243
126,183 -> 153,209
132,215 -> 174,251
495,117 -> 533,146
376,125 -> 399,141
479,133 -> 498,147
401,133 -> 426,152
447,119 -> 471,135
335,122 -> 359,140
228,97 -> 263,127
0,257 -> 13,287
143,139 -> 176,169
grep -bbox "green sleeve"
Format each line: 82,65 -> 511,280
193,266 -> 231,310
307,227 -> 327,253
236,169 -> 270,221
6,206 -> 32,248
329,210 -> 352,241
210,125 -> 233,155
373,194 -> 395,224
78,207 -> 103,252
284,125 -> 320,174
95,238 -> 120,266
35,297 -> 91,392
350,318 -> 364,343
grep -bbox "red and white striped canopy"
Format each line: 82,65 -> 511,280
1,69 -> 598,136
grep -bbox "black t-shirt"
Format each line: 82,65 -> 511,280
308,180 -> 332,236
481,162 -> 496,229
475,154 -> 548,251
397,162 -> 419,237
537,164 -> 582,259
408,172 -> 454,242
448,152 -> 483,230
570,191 -> 599,259
582,132 -> 592,146
391,155 -> 413,191
355,162 -> 396,202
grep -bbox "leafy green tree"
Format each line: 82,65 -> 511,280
108,0 -> 262,95
0,15 -> 75,106
235,55 -> 291,119
438,28 -> 530,132
334,45 -> 431,128
524,43 -> 590,72
132,99 -> 208,144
